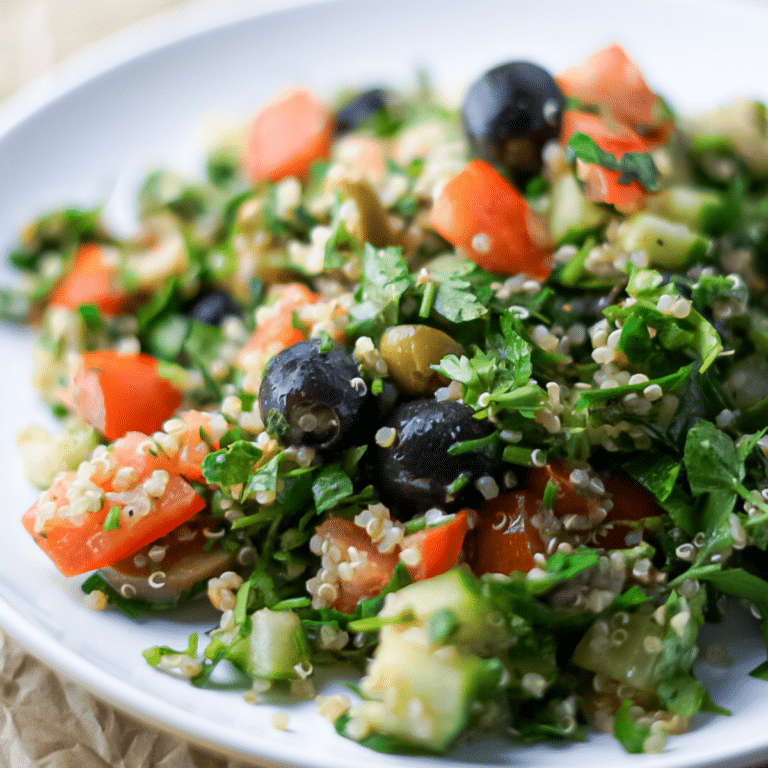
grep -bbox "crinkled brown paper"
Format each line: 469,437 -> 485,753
0,629 -> 258,768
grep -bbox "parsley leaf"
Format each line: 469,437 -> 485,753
574,365 -> 691,412
103,506 -> 121,531
613,700 -> 650,754
348,244 -> 412,338
681,421 -> 768,562
500,316 -> 534,386
622,454 -> 681,503
432,278 -> 488,324
430,354 -> 475,385
202,440 -> 263,488
695,568 -> 768,674
567,132 -> 660,192
143,633 -> 199,667
526,547 -> 600,595
432,327 -> 541,415
246,453 -> 282,496
691,273 -> 748,314
604,267 -> 722,373
81,573 -> 206,619
684,420 -> 742,497
312,464 -> 354,512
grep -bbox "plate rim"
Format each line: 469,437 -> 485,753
4,0 -> 768,766
0,0 -> 359,139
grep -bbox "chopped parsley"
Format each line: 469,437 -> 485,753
103,506 -> 121,531
566,132 -> 660,192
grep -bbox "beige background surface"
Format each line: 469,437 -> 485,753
3,1 -> 768,767
0,0 -> 193,102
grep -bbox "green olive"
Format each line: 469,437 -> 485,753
379,325 -> 464,396
338,178 -> 391,248
220,200 -> 298,299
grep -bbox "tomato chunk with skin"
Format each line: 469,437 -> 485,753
49,243 -> 130,315
593,470 -> 665,550
310,511 -> 471,612
236,282 -> 320,370
310,517 -> 400,614
465,491 -> 546,576
61,350 -> 183,441
526,461 -> 664,549
245,88 -> 334,183
162,409 -> 223,482
429,159 -> 553,281
465,462 -> 664,577
402,510 -> 471,581
561,110 -> 651,206
556,43 -> 672,147
22,432 -> 206,577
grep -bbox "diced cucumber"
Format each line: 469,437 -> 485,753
616,213 -> 711,270
16,416 -> 99,489
571,607 -> 664,691
644,187 -> 725,230
248,607 -> 311,679
354,628 -> 503,752
549,173 -> 607,245
208,607 -> 311,681
344,569 -> 509,751
682,99 -> 768,176
378,567 -> 509,654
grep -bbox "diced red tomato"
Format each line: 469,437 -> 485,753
236,282 -> 320,369
165,410 -> 221,482
312,511 -> 472,612
22,431 -> 206,577
464,491 -> 546,576
402,510 -> 471,581
561,110 -> 650,206
429,159 -> 553,280
465,461 -> 664,576
525,460 -> 603,522
61,350 -> 183,441
556,43 -> 673,147
312,517 -> 400,614
244,88 -> 334,183
526,460 -> 664,549
49,243 -> 130,315
593,471 -> 665,550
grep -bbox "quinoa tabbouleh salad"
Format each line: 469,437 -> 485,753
6,41 -> 768,757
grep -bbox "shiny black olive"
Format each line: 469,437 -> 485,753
462,62 -> 566,187
377,399 -> 501,521
376,379 -> 401,421
259,339 -> 372,452
335,88 -> 387,135
187,290 -> 240,325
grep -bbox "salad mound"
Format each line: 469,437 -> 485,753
6,42 -> 768,756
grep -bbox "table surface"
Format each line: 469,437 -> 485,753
3,1 -> 768,767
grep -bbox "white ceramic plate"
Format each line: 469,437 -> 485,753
3,0 -> 768,766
